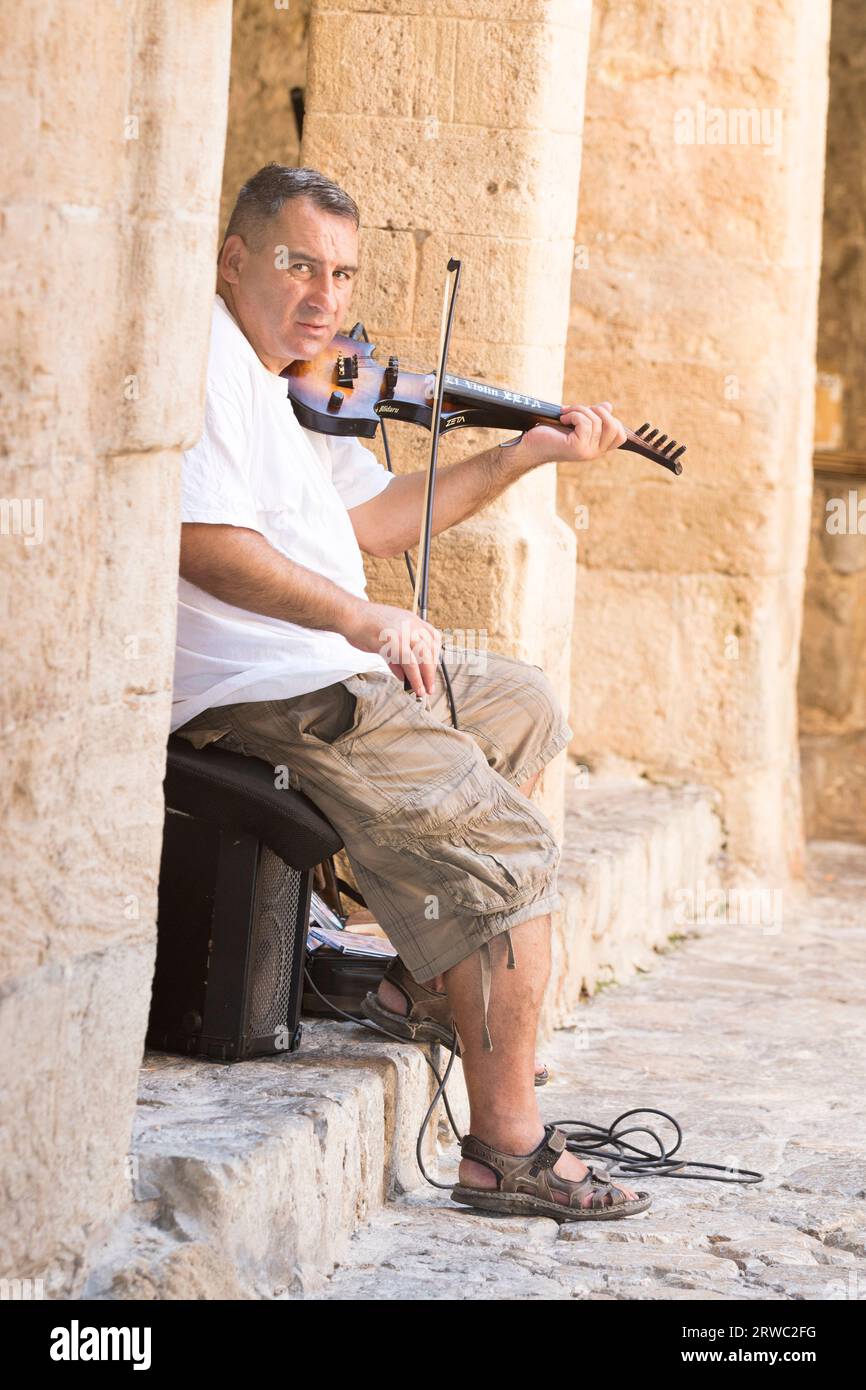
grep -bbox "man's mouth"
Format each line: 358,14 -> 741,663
298,322 -> 330,333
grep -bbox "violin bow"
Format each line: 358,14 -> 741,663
407,256 -> 462,707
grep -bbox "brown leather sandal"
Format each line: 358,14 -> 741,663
451,1123 -> 653,1221
360,956 -> 551,1085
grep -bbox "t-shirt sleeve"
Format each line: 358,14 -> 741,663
180,386 -> 262,532
326,434 -> 396,510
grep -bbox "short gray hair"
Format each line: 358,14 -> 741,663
221,164 -> 360,254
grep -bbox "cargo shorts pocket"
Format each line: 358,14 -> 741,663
360,757 -> 560,916
282,678 -> 364,751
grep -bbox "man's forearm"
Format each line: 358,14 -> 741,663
179,523 -> 362,633
362,439 -> 534,557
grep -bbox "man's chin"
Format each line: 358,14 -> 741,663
290,327 -> 336,357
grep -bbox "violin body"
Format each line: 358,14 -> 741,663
281,327 -> 686,474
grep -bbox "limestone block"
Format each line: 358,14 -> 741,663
558,474 -> 813,580
413,233 -> 576,350
452,17 -> 586,133
326,0 -> 590,25
565,0 -> 831,874
348,227 -> 418,336
0,451 -> 181,729
0,699 -> 169,981
84,1028 -> 443,1298
711,762 -> 806,881
2,5 -> 232,460
799,486 -> 866,729
568,254 -> 821,492
567,569 -> 805,778
548,776 -> 723,1031
307,12 -> 457,125
0,942 -> 156,1294
801,730 -> 866,844
302,114 -> 584,241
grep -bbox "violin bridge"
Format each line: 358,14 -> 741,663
336,352 -> 359,389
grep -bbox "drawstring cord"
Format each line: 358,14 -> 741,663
478,928 -> 516,1052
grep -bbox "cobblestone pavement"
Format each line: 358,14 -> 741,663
303,842 -> 866,1300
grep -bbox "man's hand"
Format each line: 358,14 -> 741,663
342,601 -> 442,700
505,401 -> 628,469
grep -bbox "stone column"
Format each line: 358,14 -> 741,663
301,0 -> 593,839
0,1 -> 232,1293
557,0 -> 832,881
798,0 -> 866,842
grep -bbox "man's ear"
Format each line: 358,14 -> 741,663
219,233 -> 247,286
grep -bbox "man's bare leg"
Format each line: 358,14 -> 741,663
444,911 -> 641,1208
443,764 -> 636,1207
376,768 -> 550,1078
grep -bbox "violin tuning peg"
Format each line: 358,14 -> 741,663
637,422 -> 650,437
670,444 -> 686,462
654,434 -> 668,448
663,439 -> 677,454
644,429 -> 659,444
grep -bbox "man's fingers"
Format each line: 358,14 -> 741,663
569,405 -> 603,451
595,405 -> 628,451
399,656 -> 427,701
559,402 -> 626,457
394,624 -> 441,699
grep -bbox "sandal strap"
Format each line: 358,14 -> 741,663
460,1128 -> 633,1209
460,1124 -> 567,1187
384,956 -> 451,1025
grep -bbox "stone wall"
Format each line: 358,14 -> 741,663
557,0 -> 832,881
798,0 -> 866,842
0,0 -> 232,1294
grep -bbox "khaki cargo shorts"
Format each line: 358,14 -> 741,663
175,645 -> 573,1052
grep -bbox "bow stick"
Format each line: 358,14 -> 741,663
405,257 -> 462,708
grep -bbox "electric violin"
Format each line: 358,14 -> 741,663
282,330 -> 686,475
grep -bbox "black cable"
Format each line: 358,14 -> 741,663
304,964 -> 764,1190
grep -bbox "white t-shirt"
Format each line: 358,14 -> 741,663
170,294 -> 395,732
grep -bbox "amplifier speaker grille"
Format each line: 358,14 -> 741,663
248,847 -> 301,1039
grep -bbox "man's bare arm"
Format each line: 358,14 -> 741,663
179,523 -> 442,698
349,444 -> 521,559
347,402 -> 627,559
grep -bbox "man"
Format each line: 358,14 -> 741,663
173,164 -> 651,1221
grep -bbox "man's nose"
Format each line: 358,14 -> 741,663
305,272 -> 340,316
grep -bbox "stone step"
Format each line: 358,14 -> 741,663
546,774 -> 724,1029
84,1027 -> 443,1299
85,776 -> 723,1298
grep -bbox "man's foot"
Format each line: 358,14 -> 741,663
377,976 -> 551,1083
457,1126 -> 642,1209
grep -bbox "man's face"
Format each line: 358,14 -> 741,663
218,196 -> 358,373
